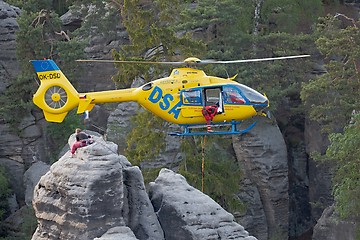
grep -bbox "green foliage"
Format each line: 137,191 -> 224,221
261,0 -> 323,34
125,111 -> 166,166
0,74 -> 34,128
227,32 -> 315,124
0,205 -> 37,240
179,136 -> 245,213
0,166 -> 10,217
7,0 -> 75,15
70,0 -> 119,41
46,111 -> 82,162
111,0 -> 205,87
141,167 -> 162,186
20,206 -> 37,239
0,166 -> 10,238
6,0 -> 53,12
178,0 -> 253,54
178,0 -> 254,64
113,0 -> 204,168
301,15 -> 360,133
322,114 -> 360,219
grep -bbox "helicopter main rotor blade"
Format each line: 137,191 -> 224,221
209,55 -> 310,64
76,59 -> 184,65
76,54 -> 310,65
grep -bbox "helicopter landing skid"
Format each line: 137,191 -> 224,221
169,120 -> 257,137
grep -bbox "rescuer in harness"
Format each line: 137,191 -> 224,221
71,128 -> 94,157
202,105 -> 218,132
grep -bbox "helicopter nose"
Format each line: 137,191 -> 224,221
253,99 -> 269,112
252,96 -> 270,119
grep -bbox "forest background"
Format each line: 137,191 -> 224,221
0,0 -> 359,239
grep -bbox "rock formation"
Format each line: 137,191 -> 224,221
149,169 -> 257,240
232,117 -> 289,240
24,161 -> 50,206
312,204 -> 359,240
0,0 -> 20,92
0,0 -> 47,209
32,134 -> 163,240
31,134 -> 257,240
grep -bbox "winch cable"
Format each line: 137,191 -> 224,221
201,135 -> 207,193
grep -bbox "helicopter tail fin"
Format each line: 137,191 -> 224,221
31,60 -> 80,123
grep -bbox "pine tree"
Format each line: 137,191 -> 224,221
324,113 -> 360,219
111,0 -> 205,87
179,136 -> 245,213
110,0 -> 204,164
0,166 -> 10,237
301,15 -> 360,132
302,14 -> 360,220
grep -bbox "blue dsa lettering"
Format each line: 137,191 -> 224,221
148,86 -> 181,119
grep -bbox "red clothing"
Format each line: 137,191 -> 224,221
71,141 -> 86,154
202,105 -> 218,125
71,133 -> 93,154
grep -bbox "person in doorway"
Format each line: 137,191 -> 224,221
202,105 -> 218,132
70,128 -> 93,157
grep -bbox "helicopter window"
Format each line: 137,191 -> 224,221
236,84 -> 267,103
205,88 -> 221,106
182,90 -> 202,105
223,86 -> 245,104
142,82 -> 153,91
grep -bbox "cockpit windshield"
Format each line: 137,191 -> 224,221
235,84 -> 268,104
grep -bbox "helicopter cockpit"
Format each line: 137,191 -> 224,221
181,84 -> 268,107
234,84 -> 268,104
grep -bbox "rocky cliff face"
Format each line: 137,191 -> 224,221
0,0 -> 47,209
312,204 -> 359,240
0,0 -> 20,91
232,117 -> 289,240
31,135 -> 257,240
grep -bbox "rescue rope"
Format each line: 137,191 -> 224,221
201,135 -> 207,192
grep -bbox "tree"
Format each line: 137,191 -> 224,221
0,166 -> 10,237
322,113 -> 360,219
7,0 -> 76,15
109,0 -> 204,164
301,15 -> 360,133
302,14 -> 360,220
125,111 -> 166,166
112,0 -> 205,87
261,0 -> 323,34
179,136 -> 245,213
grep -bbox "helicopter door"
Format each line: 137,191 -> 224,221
204,88 -> 223,113
180,89 -> 204,118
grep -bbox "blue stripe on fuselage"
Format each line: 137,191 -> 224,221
30,60 -> 60,72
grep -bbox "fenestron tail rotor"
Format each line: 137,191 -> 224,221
44,85 -> 68,110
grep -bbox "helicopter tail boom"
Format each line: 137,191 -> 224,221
31,60 -> 139,123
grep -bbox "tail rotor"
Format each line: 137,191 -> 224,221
31,60 -> 79,122
44,85 -> 68,109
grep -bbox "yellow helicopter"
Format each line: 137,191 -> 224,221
31,55 -> 309,136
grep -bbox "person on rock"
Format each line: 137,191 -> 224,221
202,105 -> 218,132
71,128 -> 93,157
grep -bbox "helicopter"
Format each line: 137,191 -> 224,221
30,55 -> 309,136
